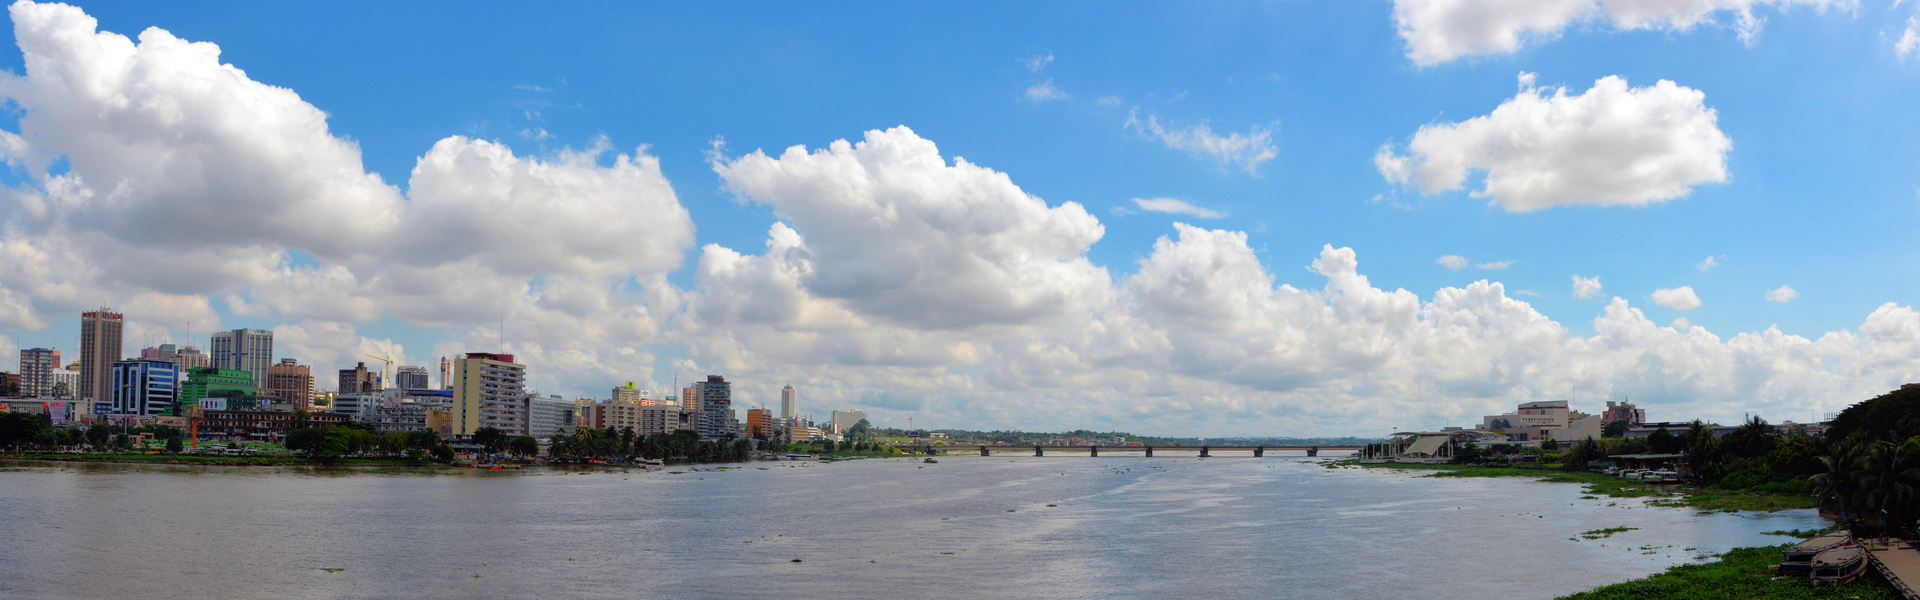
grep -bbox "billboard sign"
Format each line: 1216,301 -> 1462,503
200,398 -> 228,411
44,402 -> 66,422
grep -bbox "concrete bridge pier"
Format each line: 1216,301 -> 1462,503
1254,446 -> 1264,457
1308,446 -> 1318,457
1090,446 -> 1098,457
980,446 -> 988,456
1200,446 -> 1210,458
1145,446 -> 1153,457
1035,445 -> 1044,457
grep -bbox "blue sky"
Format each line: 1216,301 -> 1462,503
1,0 -> 1917,435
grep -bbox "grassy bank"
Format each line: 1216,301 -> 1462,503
1558,544 -> 1898,599
1337,461 -> 1816,512
6,452 -> 447,467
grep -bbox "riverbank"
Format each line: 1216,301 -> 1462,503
1337,460 -> 1815,512
4,451 -> 445,467
1558,542 -> 1900,599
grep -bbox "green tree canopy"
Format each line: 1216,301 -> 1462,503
1827,386 -> 1920,442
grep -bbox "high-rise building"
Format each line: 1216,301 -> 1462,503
170,346 -> 210,371
19,348 -> 58,398
395,366 -> 430,390
439,357 -> 451,390
111,359 -> 179,416
781,384 -> 796,421
746,408 -> 772,439
682,385 -> 700,412
1603,401 -> 1647,426
265,358 -> 315,411
452,353 -> 526,437
80,309 -> 123,404
613,384 -> 647,404
211,328 -> 274,389
697,375 -> 734,440
50,367 -> 79,399
527,396 -> 577,440
338,362 -> 382,394
830,409 -> 868,433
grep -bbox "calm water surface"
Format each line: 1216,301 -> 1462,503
0,456 -> 1824,599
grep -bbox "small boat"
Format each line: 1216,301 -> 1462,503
1811,545 -> 1867,587
782,454 -> 819,461
1780,532 -> 1851,577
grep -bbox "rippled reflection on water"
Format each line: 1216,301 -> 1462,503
0,457 -> 1824,599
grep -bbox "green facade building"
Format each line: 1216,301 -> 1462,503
177,367 -> 258,414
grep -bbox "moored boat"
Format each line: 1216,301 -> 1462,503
1811,545 -> 1867,587
1780,532 -> 1852,577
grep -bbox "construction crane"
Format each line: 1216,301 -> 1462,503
364,353 -> 394,389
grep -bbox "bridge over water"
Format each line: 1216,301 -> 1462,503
917,445 -> 1362,458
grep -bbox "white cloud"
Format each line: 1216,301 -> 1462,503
1438,255 -> 1469,270
1766,285 -> 1800,303
1023,53 -> 1054,73
1572,275 -> 1603,299
1096,95 -> 1123,107
1377,74 -> 1731,212
1898,17 -> 1920,61
1131,197 -> 1225,219
1696,255 -> 1722,272
1476,260 -> 1514,270
1651,286 -> 1704,310
1392,0 -> 1850,66
1126,109 -> 1279,175
1025,79 -> 1069,101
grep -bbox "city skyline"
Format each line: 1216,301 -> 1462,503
1,1 -> 1919,436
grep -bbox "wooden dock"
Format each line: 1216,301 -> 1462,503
1864,538 -> 1920,599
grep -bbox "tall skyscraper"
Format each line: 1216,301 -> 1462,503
781,384 -> 797,421
698,375 -> 733,440
19,348 -> 58,398
266,358 -> 316,410
338,362 -> 381,394
211,328 -> 274,389
395,366 -> 430,390
80,309 -> 123,404
452,353 -> 526,437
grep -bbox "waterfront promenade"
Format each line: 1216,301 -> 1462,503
1866,539 -> 1920,599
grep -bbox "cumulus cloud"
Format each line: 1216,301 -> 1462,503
1476,260 -> 1514,270
1023,53 -> 1054,73
1131,197 -> 1225,219
1392,0 -> 1850,65
1126,109 -> 1278,175
1697,255 -> 1722,272
1652,286 -> 1704,310
1377,73 -> 1731,212
1025,79 -> 1069,101
0,2 -> 691,399
1573,275 -> 1603,299
1899,17 -> 1920,61
1767,285 -> 1800,303
1438,255 -> 1469,270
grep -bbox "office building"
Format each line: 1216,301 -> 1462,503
50,367 -> 78,399
80,308 -> 123,404
1603,401 -> 1647,426
179,368 -> 258,412
140,344 -> 177,362
696,375 -> 735,440
211,328 -> 274,389
265,358 -> 316,410
394,366 -> 430,390
200,409 -> 347,442
581,397 -> 641,432
781,384 -> 796,420
746,408 -> 772,439
170,346 -> 210,371
339,362 -> 382,394
830,409 -> 867,433
452,353 -> 527,437
19,348 -> 58,398
639,403 -> 695,436
527,395 -> 577,439
111,359 -> 179,416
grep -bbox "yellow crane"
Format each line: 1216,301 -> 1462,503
364,353 -> 394,389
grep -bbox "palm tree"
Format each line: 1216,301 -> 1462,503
1857,438 -> 1920,537
1812,434 -> 1870,519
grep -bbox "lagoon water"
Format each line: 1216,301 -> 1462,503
0,455 -> 1823,599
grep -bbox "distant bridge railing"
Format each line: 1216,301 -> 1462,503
895,444 -> 1361,457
